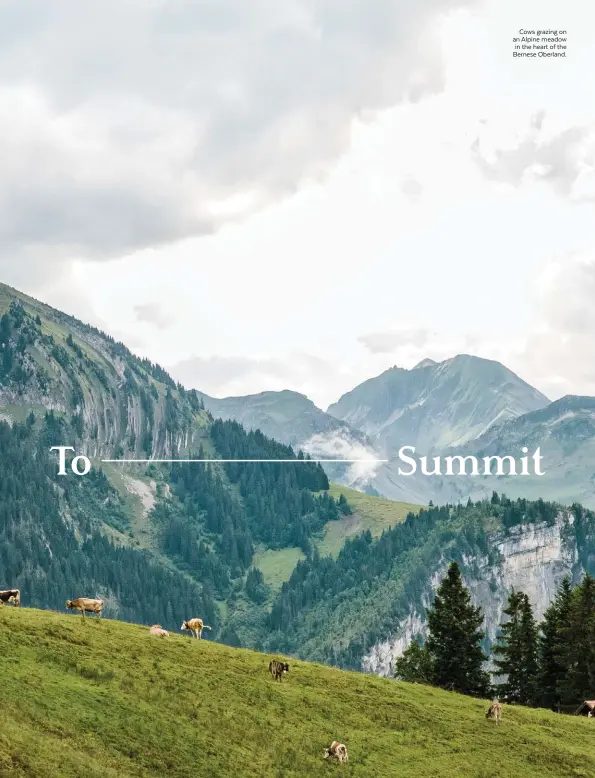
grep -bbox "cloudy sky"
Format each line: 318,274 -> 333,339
1,0 -> 594,408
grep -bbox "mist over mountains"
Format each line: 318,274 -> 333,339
197,354 -> 595,508
198,388 -> 380,487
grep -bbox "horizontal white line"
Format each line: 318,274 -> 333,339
101,458 -> 388,463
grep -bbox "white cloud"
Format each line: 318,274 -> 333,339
133,303 -> 175,330
0,0 -> 477,268
2,0 -> 595,410
302,430 -> 384,485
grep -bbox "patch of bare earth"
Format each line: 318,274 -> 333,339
121,475 -> 157,548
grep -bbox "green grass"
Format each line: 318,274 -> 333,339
1,607 -> 595,777
253,546 -> 306,591
253,486 -> 422,588
319,484 -> 422,557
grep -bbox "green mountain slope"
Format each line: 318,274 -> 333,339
0,283 -> 209,458
322,483 -> 422,556
2,607 -> 595,778
251,483 -> 421,592
0,283 -> 351,646
266,498 -> 595,669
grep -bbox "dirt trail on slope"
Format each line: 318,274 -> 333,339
122,475 -> 156,516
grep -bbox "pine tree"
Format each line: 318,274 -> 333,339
537,577 -> 572,710
394,639 -> 434,684
519,593 -> 539,703
557,574 -> 595,706
425,562 -> 492,697
493,590 -> 538,704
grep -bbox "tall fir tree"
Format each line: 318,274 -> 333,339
557,574 -> 595,706
519,593 -> 539,702
536,577 -> 572,710
493,590 -> 538,705
425,562 -> 492,697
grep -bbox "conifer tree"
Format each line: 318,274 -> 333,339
425,562 -> 492,697
493,590 -> 538,705
557,574 -> 595,706
394,639 -> 434,684
537,577 -> 572,710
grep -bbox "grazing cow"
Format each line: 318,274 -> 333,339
323,741 -> 348,763
149,624 -> 169,638
269,659 -> 290,681
486,700 -> 502,725
181,618 -> 211,639
66,597 -> 104,619
0,589 -> 20,607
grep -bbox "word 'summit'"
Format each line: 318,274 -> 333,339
397,446 -> 545,477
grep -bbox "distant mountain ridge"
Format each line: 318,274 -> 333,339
193,357 -> 595,509
198,388 -> 379,489
199,389 -> 365,449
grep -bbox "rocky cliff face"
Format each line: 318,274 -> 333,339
327,354 -> 549,454
362,510 -> 581,677
0,284 -> 207,461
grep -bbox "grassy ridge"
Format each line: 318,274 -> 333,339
321,484 -> 422,556
1,608 -> 595,777
254,485 -> 422,593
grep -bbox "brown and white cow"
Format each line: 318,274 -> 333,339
0,589 -> 20,607
149,624 -> 169,637
323,741 -> 348,763
181,618 -> 211,639
486,700 -> 502,725
66,597 -> 104,618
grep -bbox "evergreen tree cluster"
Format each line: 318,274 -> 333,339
0,417 -> 215,633
0,301 -> 39,388
395,562 -> 595,712
265,494 -> 589,668
394,563 -> 491,697
156,421 -> 349,601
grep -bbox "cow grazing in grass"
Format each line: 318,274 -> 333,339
66,597 -> 104,618
149,624 -> 169,637
486,700 -> 502,725
323,741 -> 348,763
269,659 -> 289,681
0,589 -> 20,607
181,618 -> 211,639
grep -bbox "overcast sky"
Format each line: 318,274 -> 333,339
1,0 -> 594,409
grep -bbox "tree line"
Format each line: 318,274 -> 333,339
395,561 -> 595,711
0,411 -> 352,642
0,417 -> 216,632
265,494 -> 587,668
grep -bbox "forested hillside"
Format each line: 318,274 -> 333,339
4,282 -> 595,679
0,417 -> 215,629
265,496 -> 595,669
0,284 -> 351,644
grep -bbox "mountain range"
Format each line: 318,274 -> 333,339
193,352 -> 595,509
4,280 -> 595,681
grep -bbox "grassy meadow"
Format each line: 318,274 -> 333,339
1,606 -> 595,777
